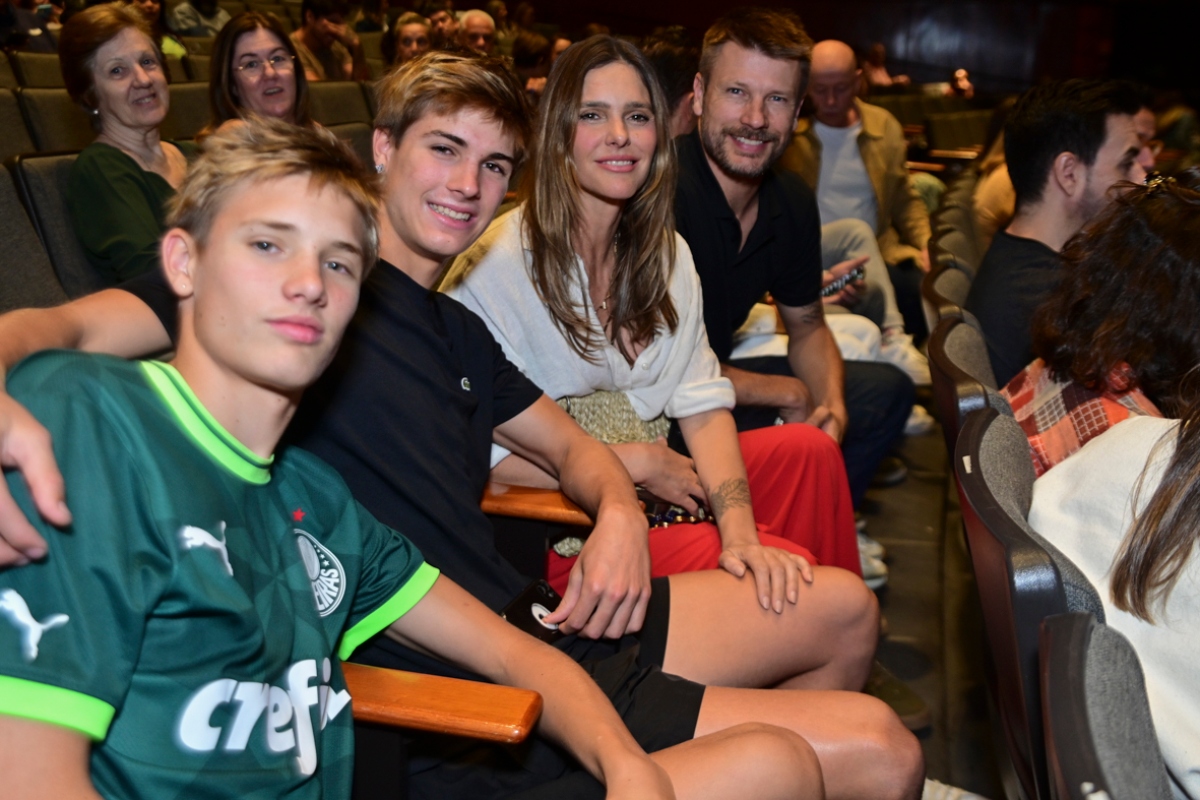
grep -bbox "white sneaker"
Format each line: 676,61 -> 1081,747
858,532 -> 887,560
861,551 -> 888,590
905,405 -> 936,436
922,779 -> 990,800
881,329 -> 931,386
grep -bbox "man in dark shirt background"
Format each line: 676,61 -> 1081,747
965,79 -> 1146,386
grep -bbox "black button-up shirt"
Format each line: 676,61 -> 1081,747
673,130 -> 822,362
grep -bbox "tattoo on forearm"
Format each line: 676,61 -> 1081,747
798,300 -> 823,325
707,478 -> 752,521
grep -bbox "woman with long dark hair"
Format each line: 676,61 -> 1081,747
443,35 -> 863,605
206,11 -> 312,130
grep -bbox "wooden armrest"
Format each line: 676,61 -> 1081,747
481,480 -> 592,527
343,662 -> 542,743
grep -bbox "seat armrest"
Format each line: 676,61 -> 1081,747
481,481 -> 593,527
342,662 -> 542,743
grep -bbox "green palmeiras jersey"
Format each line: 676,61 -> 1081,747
0,351 -> 439,799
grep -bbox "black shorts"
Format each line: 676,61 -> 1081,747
406,577 -> 706,800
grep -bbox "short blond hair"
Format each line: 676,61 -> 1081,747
167,118 -> 381,270
374,51 -> 531,165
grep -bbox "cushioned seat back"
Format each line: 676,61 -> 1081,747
12,152 -> 103,298
920,256 -> 972,331
10,51 -> 64,88
0,54 -> 18,89
930,314 -> 992,454
359,30 -> 384,60
160,81 -> 210,141
328,122 -> 373,167
956,408 -> 1105,800
182,36 -> 215,55
308,81 -> 372,126
926,109 -> 993,151
219,0 -> 247,16
165,54 -> 189,84
16,87 -> 93,152
185,54 -> 212,82
1040,613 -> 1174,800
0,88 -> 36,162
0,167 -> 68,311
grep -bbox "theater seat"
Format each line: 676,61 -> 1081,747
0,166 -> 68,312
0,54 -> 18,89
182,36 -> 215,55
308,81 -> 374,127
161,81 -> 211,141
954,407 -> 1105,800
328,121 -> 374,167
1039,613 -> 1173,800
11,152 -> 104,298
15,88 -> 93,152
9,51 -> 64,89
0,89 -> 35,163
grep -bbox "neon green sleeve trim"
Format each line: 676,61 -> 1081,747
0,675 -> 115,741
338,563 -> 440,660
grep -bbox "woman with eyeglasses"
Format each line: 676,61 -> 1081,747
59,2 -> 191,285
207,11 -> 311,131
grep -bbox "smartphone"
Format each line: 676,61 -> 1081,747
821,264 -> 866,297
500,580 -> 564,643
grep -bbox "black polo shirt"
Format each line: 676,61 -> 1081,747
673,130 -> 823,362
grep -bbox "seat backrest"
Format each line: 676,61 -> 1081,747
182,36 -> 215,55
161,81 -> 210,141
328,121 -> 373,167
11,152 -> 104,298
359,30 -> 384,60
185,54 -> 212,83
929,313 -> 992,454
0,88 -> 36,163
955,408 -> 1105,800
218,0 -> 247,16
1040,613 -> 1174,800
15,87 -> 93,152
308,81 -> 373,126
10,51 -> 64,88
165,54 -> 189,84
0,166 -> 69,312
920,256 -> 971,330
0,53 -> 18,89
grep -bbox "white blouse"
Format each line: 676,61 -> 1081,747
442,207 -> 735,467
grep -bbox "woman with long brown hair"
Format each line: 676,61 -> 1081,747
1029,175 -> 1200,797
443,35 -> 862,606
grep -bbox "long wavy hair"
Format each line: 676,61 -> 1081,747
1031,172 -> 1200,416
1113,379 -> 1200,621
521,34 -> 678,364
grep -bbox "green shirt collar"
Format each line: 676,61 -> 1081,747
140,361 -> 274,485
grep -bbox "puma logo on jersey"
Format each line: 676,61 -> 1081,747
181,523 -> 233,576
0,588 -> 69,662
176,657 -> 351,776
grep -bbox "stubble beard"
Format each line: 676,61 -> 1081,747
698,122 -> 785,181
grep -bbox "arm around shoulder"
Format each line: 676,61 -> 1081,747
0,715 -> 101,800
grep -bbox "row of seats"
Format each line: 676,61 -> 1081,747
2,48 -> 213,88
0,79 -> 375,161
921,222 -> 1173,798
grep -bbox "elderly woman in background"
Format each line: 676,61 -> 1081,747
381,11 -> 429,67
1003,173 -> 1200,475
206,10 -> 311,130
60,2 -> 190,285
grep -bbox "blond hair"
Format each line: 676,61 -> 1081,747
167,118 -> 381,269
374,51 -> 531,164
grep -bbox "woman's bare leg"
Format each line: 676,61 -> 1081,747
653,722 -> 824,800
663,566 -> 878,690
695,689 -> 923,800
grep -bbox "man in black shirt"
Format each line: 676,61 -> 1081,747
965,79 -> 1146,386
673,8 -> 912,510
0,52 -> 921,799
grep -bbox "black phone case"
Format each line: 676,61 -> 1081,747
500,580 -> 565,643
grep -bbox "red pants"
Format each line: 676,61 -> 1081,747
548,424 -> 860,592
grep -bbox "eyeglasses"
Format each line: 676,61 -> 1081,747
235,55 -> 295,78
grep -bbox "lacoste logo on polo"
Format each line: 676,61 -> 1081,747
176,657 -> 351,776
181,523 -> 233,576
461,377 -> 471,391
0,588 -> 69,661
295,529 -> 345,616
